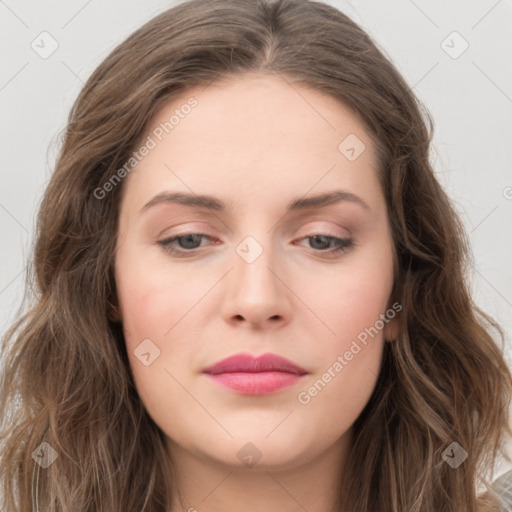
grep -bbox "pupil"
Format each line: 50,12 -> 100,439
311,235 -> 330,250
180,234 -> 200,249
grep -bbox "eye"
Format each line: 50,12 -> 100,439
158,233 -> 213,256
296,234 -> 354,255
157,233 -> 354,257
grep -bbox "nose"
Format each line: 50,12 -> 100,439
220,236 -> 291,329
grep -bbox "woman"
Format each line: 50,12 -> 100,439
1,0 -> 511,510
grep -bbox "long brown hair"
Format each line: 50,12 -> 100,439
1,0 -> 511,510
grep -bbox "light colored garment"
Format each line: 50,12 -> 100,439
491,469 -> 512,511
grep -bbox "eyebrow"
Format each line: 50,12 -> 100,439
139,189 -> 371,215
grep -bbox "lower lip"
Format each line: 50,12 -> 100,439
204,371 -> 304,395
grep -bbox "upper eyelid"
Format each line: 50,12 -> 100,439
158,221 -> 351,238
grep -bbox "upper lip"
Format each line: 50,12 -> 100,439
203,353 -> 308,375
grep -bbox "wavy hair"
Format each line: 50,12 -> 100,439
1,0 -> 511,510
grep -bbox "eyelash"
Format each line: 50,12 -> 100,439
157,233 -> 354,257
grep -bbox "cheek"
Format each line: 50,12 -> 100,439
298,258 -> 393,345
115,264 -> 190,413
115,249 -> 207,385
115,248 -> 194,345
295,249 -> 393,400
117,279 -> 167,347
295,265 -> 391,418
295,252 -> 393,421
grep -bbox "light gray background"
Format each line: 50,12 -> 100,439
1,0 -> 511,473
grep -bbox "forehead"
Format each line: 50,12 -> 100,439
148,73 -> 374,154
121,73 -> 384,215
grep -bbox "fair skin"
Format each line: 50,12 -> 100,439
114,73 -> 399,512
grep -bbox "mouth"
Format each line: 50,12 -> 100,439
202,352 -> 308,395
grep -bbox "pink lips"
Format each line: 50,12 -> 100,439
202,352 -> 308,395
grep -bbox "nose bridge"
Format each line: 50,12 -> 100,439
233,233 -> 280,294
222,230 -> 290,324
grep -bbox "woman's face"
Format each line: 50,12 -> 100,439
115,73 -> 398,471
